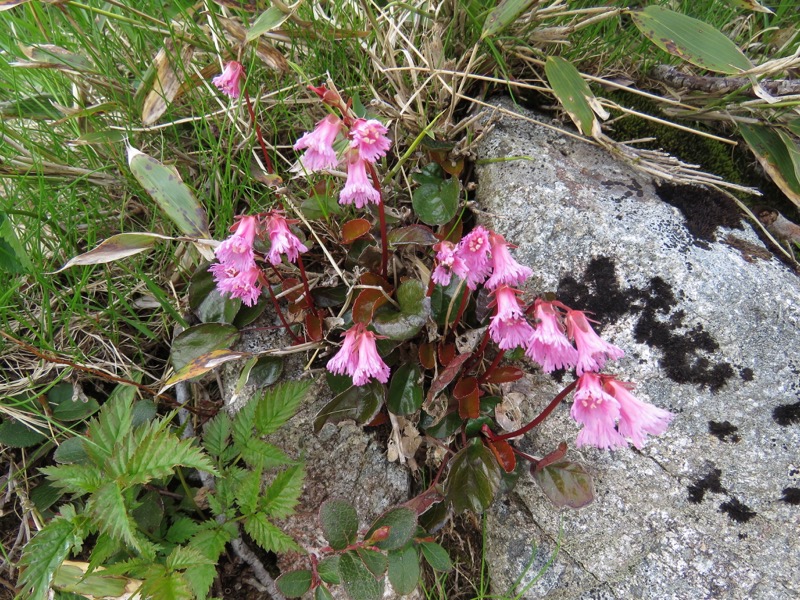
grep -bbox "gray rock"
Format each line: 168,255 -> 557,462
476,98 -> 800,600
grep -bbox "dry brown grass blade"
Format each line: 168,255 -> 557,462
142,39 -> 195,126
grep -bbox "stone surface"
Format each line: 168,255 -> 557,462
476,98 -> 800,600
221,322 -> 411,598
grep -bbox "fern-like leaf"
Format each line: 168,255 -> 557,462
166,546 -> 214,571
244,513 -> 300,554
255,380 -> 312,436
84,392 -> 134,463
202,412 -> 231,459
17,509 -> 85,600
185,522 -> 236,599
41,464 -> 103,495
230,398 -> 257,451
262,464 -> 305,519
238,437 -> 292,470
87,482 -> 153,558
138,568 -> 193,600
234,467 -> 262,516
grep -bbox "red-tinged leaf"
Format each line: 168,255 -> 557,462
419,343 -> 436,370
282,277 -> 310,310
486,438 -> 516,473
426,353 -> 470,403
457,389 -> 480,420
441,218 -> 462,244
386,224 -> 438,247
352,288 -> 388,325
452,377 -> 477,400
305,312 -> 323,341
359,272 -> 392,292
532,460 -> 595,509
437,343 -> 455,367
365,412 -> 389,427
402,489 -> 444,516
161,349 -> 249,392
341,218 -> 371,244
484,366 -> 524,384
55,232 -> 172,272
444,439 -> 502,514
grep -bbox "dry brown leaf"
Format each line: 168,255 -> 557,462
141,40 -> 194,126
218,17 -> 288,72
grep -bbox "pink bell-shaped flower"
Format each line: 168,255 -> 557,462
489,285 -> 534,350
525,299 -> 578,373
212,61 -> 244,99
571,372 -> 627,450
340,152 -> 381,208
455,226 -> 492,290
565,309 -> 624,375
214,215 -> 258,272
294,114 -> 343,172
602,377 -> 673,449
349,118 -> 391,163
264,212 -> 308,265
327,323 -> 390,386
485,232 -> 532,289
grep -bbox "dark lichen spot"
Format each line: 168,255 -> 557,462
719,497 -> 757,523
773,402 -> 800,426
558,257 -> 735,390
655,182 -> 743,245
740,368 -> 754,382
781,487 -> 800,505
688,468 -> 725,504
723,234 -> 772,262
708,420 -> 740,443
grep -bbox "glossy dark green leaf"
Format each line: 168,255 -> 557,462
53,436 -> 89,464
189,265 -> 241,323
386,224 -> 438,247
243,356 -> 283,389
170,323 -> 240,372
276,570 -> 313,598
630,6 -> 752,74
366,507 -> 417,551
317,555 -> 341,585
388,545 -> 419,595
0,419 -> 46,448
326,371 -> 354,395
430,276 -> 464,326
313,382 -> 385,432
320,499 -> 359,551
419,541 -> 453,572
232,293 -> 269,327
356,548 -> 387,578
411,164 -> 460,226
315,585 -> 335,600
420,411 -> 462,439
312,285 -> 348,308
464,415 -> 493,437
387,364 -> 424,416
444,439 -> 503,514
532,460 -> 595,509
339,551 -> 384,600
373,279 -> 431,341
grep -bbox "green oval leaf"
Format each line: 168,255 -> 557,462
386,224 -> 438,247
188,264 -> 242,324
545,56 -> 601,137
365,507 -> 417,551
532,460 -> 595,509
315,585 -> 335,600
0,419 -> 46,448
419,541 -> 453,572
373,280 -> 431,341
387,364 -> 424,416
276,570 -> 312,598
318,556 -> 341,585
411,164 -> 460,226
630,6 -> 752,74
356,548 -> 388,578
313,382 -> 385,432
53,436 -> 89,464
127,146 -> 211,240
47,383 -> 100,422
740,124 -> 800,208
320,499 -> 359,551
444,439 -> 503,514
170,323 -> 240,372
338,551 -> 384,600
388,545 -> 419,595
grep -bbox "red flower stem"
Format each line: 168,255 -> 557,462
365,162 -> 389,278
492,379 -> 578,442
269,264 -> 285,282
449,286 -> 470,331
261,273 -> 303,344
478,349 -> 505,383
295,254 -> 316,312
426,275 -> 436,297
244,91 -> 275,176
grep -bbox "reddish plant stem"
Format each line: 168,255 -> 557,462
492,379 -> 578,442
295,254 -> 316,313
478,349 -> 505,383
449,286 -> 470,331
426,275 -> 436,297
244,91 -> 275,175
365,162 -> 389,278
261,274 -> 303,344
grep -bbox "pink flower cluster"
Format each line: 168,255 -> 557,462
431,225 -> 672,449
212,61 -> 244,99
209,212 -> 307,306
294,115 -> 391,208
326,323 -> 390,386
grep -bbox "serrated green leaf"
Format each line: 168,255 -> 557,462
262,463 -> 304,518
444,439 -> 503,514
244,512 -> 300,553
166,518 -> 201,544
317,555 -> 341,585
254,379 -> 312,435
320,499 -> 359,550
17,512 -> 85,600
545,56 -> 603,137
185,523 -> 234,597
630,6 -> 752,74
88,533 -> 121,573
85,392 -> 134,463
170,323 -> 240,372
127,146 -> 210,240
235,467 -> 263,515
419,542 -> 453,572
366,507 -> 417,551
42,464 -> 103,495
138,570 -> 194,600
276,570 -> 313,598
86,482 -> 145,554
166,546 -> 214,571
387,363 -> 424,416
338,551 -> 384,600
202,412 -> 231,459
388,545 -> 419,595
357,548 -> 387,578
238,437 -> 292,470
